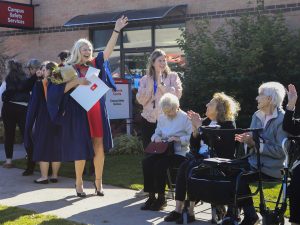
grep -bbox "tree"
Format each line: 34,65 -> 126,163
178,14 -> 300,127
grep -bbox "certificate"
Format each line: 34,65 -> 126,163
70,73 -> 110,111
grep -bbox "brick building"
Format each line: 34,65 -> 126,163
0,0 -> 300,78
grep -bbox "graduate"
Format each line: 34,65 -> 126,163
65,15 -> 128,196
24,62 -> 62,184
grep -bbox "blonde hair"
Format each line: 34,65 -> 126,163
159,93 -> 180,110
213,92 -> 240,122
147,49 -> 171,79
67,38 -> 93,65
258,82 -> 286,108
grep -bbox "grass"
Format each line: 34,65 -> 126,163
0,205 -> 86,225
9,154 -> 144,190
3,154 -> 290,217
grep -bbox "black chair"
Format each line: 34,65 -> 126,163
187,127 -> 290,225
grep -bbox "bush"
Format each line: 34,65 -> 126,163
178,14 -> 300,127
109,134 -> 143,155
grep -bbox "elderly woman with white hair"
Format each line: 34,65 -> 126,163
235,81 -> 288,225
141,93 -> 193,211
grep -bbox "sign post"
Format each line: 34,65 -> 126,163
0,1 -> 34,29
105,78 -> 132,134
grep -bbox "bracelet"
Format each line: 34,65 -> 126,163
113,29 -> 120,34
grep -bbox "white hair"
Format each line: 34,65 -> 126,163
258,81 -> 286,108
67,38 -> 93,65
159,93 -> 180,110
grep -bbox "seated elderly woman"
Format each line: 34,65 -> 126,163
141,93 -> 193,211
282,84 -> 300,225
235,81 -> 288,225
164,92 -> 240,224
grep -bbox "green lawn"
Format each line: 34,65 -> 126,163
0,205 -> 86,225
3,154 -> 289,217
9,154 -> 144,190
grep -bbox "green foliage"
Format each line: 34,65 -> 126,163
109,134 -> 143,155
178,14 -> 300,127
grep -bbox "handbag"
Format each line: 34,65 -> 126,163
144,141 -> 174,155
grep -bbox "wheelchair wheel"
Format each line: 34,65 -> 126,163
221,217 -> 239,225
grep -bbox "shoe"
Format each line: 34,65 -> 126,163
34,179 -> 49,184
140,197 -> 156,210
93,182 -> 104,196
176,212 -> 196,224
240,214 -> 259,225
22,169 -> 34,176
3,163 -> 14,168
135,189 -> 148,197
50,178 -> 58,183
75,185 -> 86,198
164,211 -> 182,222
211,205 -> 226,224
149,197 -> 167,211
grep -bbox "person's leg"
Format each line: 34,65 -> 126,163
93,137 -> 105,194
289,165 -> 300,225
75,160 -> 86,195
141,154 -> 160,210
51,162 -> 61,178
17,105 -> 35,174
140,117 -> 156,149
2,103 -> 16,166
34,162 -> 49,183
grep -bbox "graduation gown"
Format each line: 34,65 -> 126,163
24,81 -> 62,162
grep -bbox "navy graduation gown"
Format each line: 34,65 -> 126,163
94,52 -> 116,152
24,81 -> 62,162
47,82 -> 94,161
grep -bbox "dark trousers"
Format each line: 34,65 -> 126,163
2,102 -> 35,169
2,102 -> 27,159
140,117 -> 156,149
143,153 -> 186,194
289,163 -> 300,223
175,159 -> 201,201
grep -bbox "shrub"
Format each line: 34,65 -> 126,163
109,134 -> 143,155
178,14 -> 300,127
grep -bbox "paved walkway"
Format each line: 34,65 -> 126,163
0,146 -> 291,225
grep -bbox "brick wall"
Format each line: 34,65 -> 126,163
0,0 -> 300,62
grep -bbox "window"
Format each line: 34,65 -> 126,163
93,29 -> 120,51
155,23 -> 184,47
123,26 -> 151,48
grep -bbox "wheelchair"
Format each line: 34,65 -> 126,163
185,126 -> 292,225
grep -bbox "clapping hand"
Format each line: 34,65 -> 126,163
187,110 -> 202,130
286,84 -> 298,110
235,133 -> 255,148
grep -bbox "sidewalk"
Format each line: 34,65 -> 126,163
0,146 -> 291,225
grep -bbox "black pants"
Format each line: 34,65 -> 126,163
140,117 -> 156,149
289,163 -> 300,223
2,102 -> 27,159
143,153 -> 186,194
175,159 -> 201,201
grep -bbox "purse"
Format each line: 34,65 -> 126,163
144,141 -> 174,155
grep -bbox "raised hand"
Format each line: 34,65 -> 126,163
115,15 -> 128,32
187,110 -> 202,129
287,84 -> 298,110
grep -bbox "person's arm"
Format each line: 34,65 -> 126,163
151,117 -> 163,143
179,116 -> 193,145
283,84 -> 300,135
64,78 -> 90,93
103,16 -> 128,60
136,76 -> 153,106
158,73 -> 182,99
